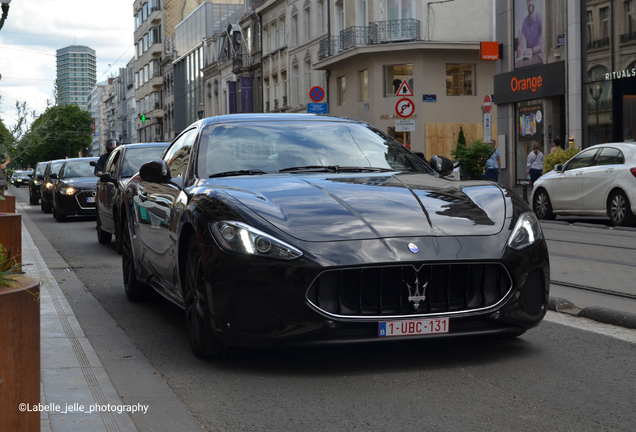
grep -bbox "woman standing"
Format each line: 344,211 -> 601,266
526,142 -> 544,184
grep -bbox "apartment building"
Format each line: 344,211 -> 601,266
56,45 -> 97,111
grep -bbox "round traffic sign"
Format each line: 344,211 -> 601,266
395,98 -> 414,118
309,86 -> 325,102
483,94 -> 492,114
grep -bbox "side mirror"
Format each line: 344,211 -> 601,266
139,160 -> 171,183
36,174 -> 44,181
50,173 -> 58,180
28,173 -> 33,178
428,155 -> 455,177
89,161 -> 97,167
554,164 -> 564,173
100,172 -> 116,184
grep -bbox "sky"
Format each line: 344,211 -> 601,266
0,0 -> 134,134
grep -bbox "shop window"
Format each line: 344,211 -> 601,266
626,1 -> 636,35
446,64 -> 474,96
384,64 -> 413,97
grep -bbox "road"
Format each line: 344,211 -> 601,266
11,185 -> 636,432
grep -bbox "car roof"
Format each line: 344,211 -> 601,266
586,142 -> 636,152
194,113 -> 364,128
119,142 -> 170,149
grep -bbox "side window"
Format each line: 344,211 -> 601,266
565,149 -> 597,171
164,128 -> 198,178
105,151 -> 120,176
596,147 -> 624,166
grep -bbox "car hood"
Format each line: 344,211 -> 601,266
205,173 -> 507,242
62,177 -> 98,189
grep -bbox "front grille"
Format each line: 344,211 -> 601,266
75,190 -> 96,209
306,263 -> 512,318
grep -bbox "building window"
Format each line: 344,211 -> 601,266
586,10 -> 594,43
293,65 -> 299,106
627,1 -> 636,35
304,8 -> 311,41
272,23 -> 278,51
264,27 -> 270,54
335,0 -> 344,33
282,71 -> 288,105
274,74 -> 280,109
292,15 -> 298,46
446,64 -> 475,96
359,69 -> 368,101
600,7 -> 610,40
264,78 -> 270,111
337,76 -> 346,106
318,1 -> 325,34
384,64 -> 413,97
280,19 -> 286,47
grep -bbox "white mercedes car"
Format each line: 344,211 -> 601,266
531,143 -> 636,226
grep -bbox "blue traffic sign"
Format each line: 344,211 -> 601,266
307,103 -> 328,114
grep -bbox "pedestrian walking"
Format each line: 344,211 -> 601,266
526,142 -> 544,184
484,139 -> 500,182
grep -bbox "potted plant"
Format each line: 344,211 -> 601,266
0,244 -> 40,432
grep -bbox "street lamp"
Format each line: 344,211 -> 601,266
0,0 -> 11,31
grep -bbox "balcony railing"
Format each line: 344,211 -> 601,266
274,99 -> 279,110
283,95 -> 288,106
265,101 -> 270,112
620,31 -> 636,43
370,19 -> 420,43
318,37 -> 342,60
232,54 -> 251,72
341,26 -> 369,51
587,37 -> 610,50
319,19 -> 420,60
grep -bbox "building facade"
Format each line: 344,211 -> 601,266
87,82 -> 107,156
56,46 -> 97,111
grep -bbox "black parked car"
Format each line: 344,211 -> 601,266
40,159 -> 66,213
28,161 -> 49,204
96,142 -> 169,252
12,170 -> 31,188
51,157 -> 99,222
121,114 -> 549,357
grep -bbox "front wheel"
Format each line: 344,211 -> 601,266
29,191 -> 38,205
608,190 -> 635,227
533,189 -> 555,220
54,206 -> 66,222
184,237 -> 235,358
122,217 -> 149,301
96,215 -> 112,244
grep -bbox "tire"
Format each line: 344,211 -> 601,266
184,236 -> 235,358
122,217 -> 149,301
29,191 -> 38,205
42,196 -> 52,213
532,189 -> 555,220
54,206 -> 66,222
114,214 -> 123,255
96,215 -> 112,244
608,190 -> 635,227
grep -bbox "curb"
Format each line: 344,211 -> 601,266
549,297 -> 636,330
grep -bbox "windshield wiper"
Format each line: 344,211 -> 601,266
209,169 -> 268,178
279,165 -> 396,173
279,165 -> 340,173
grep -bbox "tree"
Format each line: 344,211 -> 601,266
0,116 -> 14,165
457,127 -> 467,147
16,104 -> 92,163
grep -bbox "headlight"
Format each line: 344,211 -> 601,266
507,211 -> 542,250
45,182 -> 54,189
210,221 -> 303,260
60,187 -> 77,195
34,180 -> 40,185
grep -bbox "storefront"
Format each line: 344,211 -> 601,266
583,0 -> 636,146
494,61 -> 566,185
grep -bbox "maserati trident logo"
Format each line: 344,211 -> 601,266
405,272 -> 428,310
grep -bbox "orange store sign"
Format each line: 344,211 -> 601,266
510,75 -> 543,92
493,62 -> 565,105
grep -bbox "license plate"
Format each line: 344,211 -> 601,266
378,318 -> 449,337
86,197 -> 95,203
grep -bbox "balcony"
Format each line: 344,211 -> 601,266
232,55 -> 251,73
319,19 -> 420,60
274,99 -> 279,110
265,101 -> 270,112
621,31 -> 636,43
587,37 -> 610,50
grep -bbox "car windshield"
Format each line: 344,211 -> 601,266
49,160 -> 65,175
197,121 -> 433,178
121,146 -> 167,177
35,163 -> 47,176
17,171 -> 31,179
62,160 -> 96,178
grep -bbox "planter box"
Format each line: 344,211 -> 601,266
0,276 -> 40,432
0,213 -> 21,265
0,195 -> 16,213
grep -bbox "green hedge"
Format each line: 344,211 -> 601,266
542,147 -> 580,174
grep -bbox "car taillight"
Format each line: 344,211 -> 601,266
631,168 -> 636,178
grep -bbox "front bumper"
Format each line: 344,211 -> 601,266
56,190 -> 97,216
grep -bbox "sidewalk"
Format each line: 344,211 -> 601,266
14,194 -> 204,432
22,224 -> 140,432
